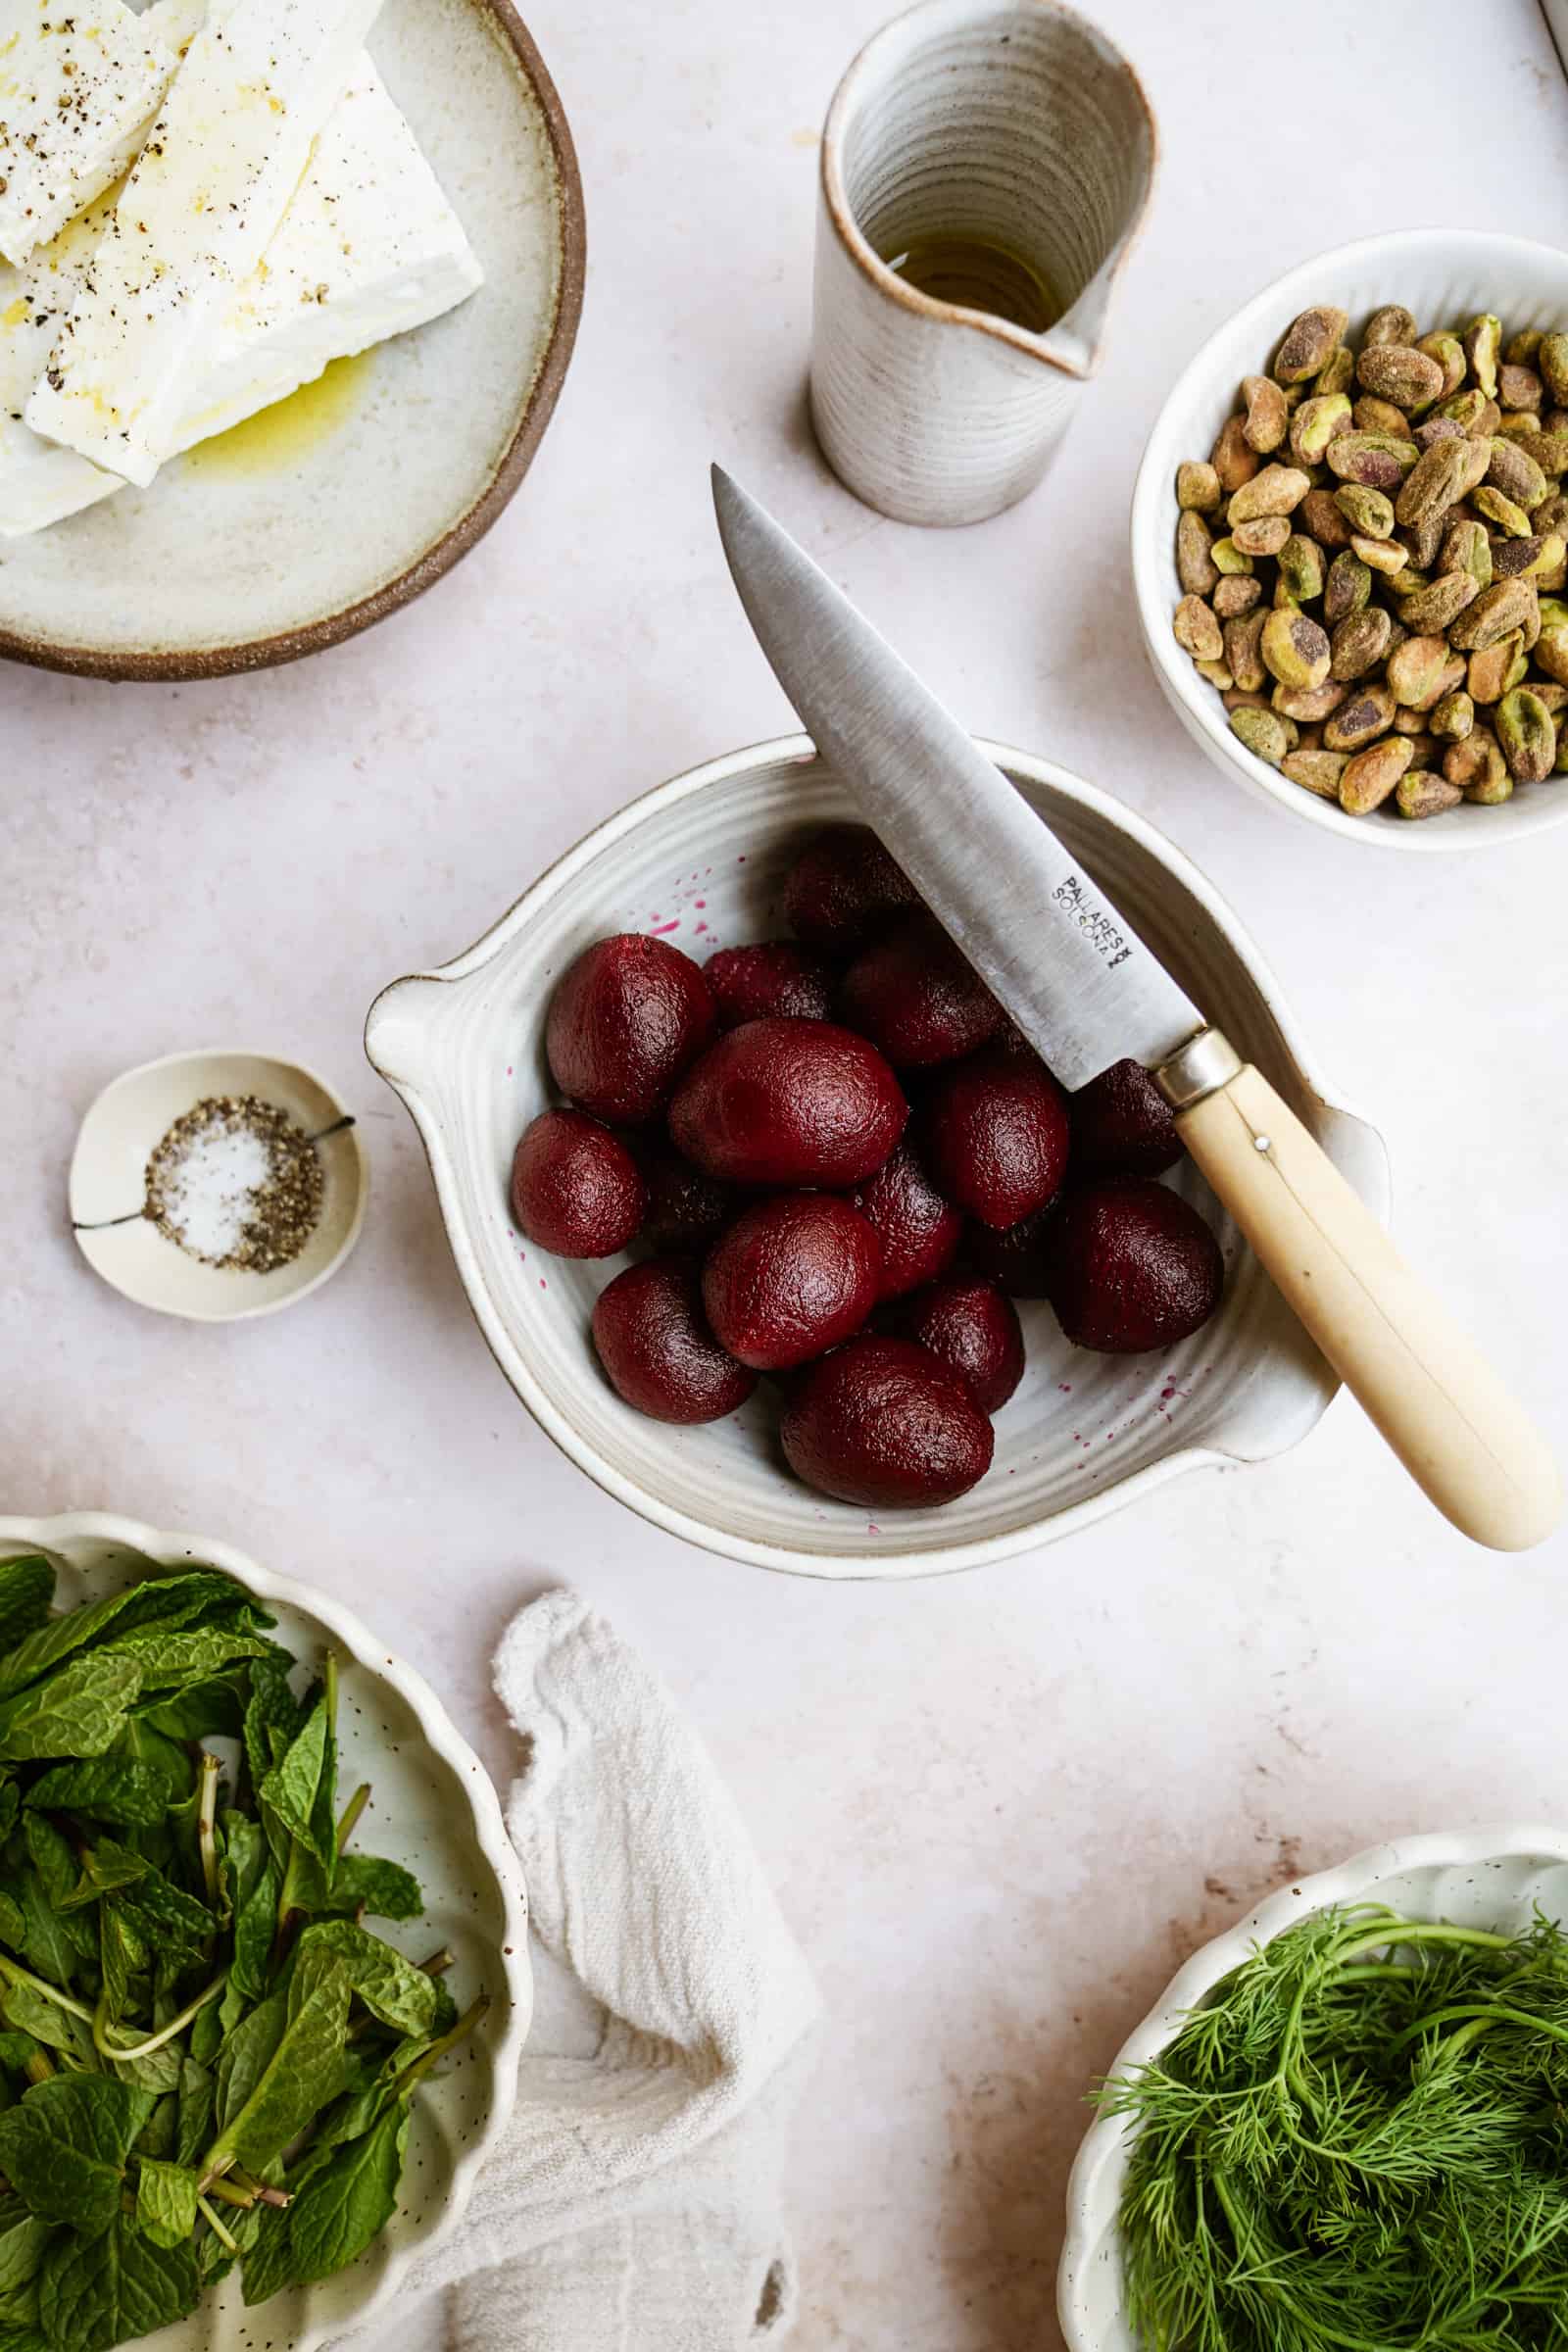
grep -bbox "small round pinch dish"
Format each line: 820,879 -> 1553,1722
0,1507 -> 532,2352
1133,230 -> 1568,851
1057,1825 -> 1568,2352
366,733 -> 1390,1580
69,1047 -> 368,1323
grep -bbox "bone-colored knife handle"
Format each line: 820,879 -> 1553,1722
1157,1031 -> 1562,1553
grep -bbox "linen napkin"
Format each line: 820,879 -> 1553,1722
414,1590 -> 821,2350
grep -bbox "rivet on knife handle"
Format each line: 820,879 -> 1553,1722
1155,1030 -> 1563,1553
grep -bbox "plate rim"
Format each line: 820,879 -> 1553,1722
0,0 -> 586,684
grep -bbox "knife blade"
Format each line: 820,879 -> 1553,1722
710,465 -> 1562,1553
711,466 -> 1199,1092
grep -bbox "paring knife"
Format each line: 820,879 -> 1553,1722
710,466 -> 1562,1554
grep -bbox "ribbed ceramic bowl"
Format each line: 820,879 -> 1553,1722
1133,230 -> 1568,852
366,733 -> 1389,1579
0,1509 -> 530,2352
1059,1826 -> 1568,2352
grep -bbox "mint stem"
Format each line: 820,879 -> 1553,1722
197,2193 -> 239,2254
196,1752 -> 220,1906
94,1969 -> 227,2065
336,1781 -> 370,1849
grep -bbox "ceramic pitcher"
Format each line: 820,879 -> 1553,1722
810,0 -> 1156,526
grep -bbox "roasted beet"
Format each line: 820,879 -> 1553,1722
890,1274 -> 1024,1413
702,1194 -> 881,1370
1044,1178 -> 1224,1353
965,1204 -> 1058,1298
852,1142 -> 962,1300
636,1139 -> 731,1254
546,933 -> 716,1126
592,1257 -> 757,1423
668,1018 -> 906,1189
510,1109 -> 645,1258
780,1336 -> 995,1508
1070,1058 -> 1182,1181
782,823 -> 921,956
838,913 -> 1003,1069
705,941 -> 835,1028
919,1049 -> 1070,1229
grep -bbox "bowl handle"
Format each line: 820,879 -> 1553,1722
364,972 -> 448,1096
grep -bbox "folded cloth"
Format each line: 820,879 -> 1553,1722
414,1590 -> 822,2350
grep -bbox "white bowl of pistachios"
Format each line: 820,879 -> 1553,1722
1132,230 -> 1568,851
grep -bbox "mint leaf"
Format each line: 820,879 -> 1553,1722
36,2211 -> 199,2351
133,2157 -> 198,2250
288,2100 -> 407,2285
0,1783 -> 17,1844
0,2078 -> 155,2235
172,2059 -> 213,2172
113,1628 -> 279,1690
228,1857 -> 279,2006
0,1895 -> 23,1951
259,1696 -> 329,1864
12,1873 -> 79,1991
237,2202 -> 294,2306
206,1958 -> 351,2178
214,1992 -> 286,2132
24,1763 -> 166,1831
116,1857 -> 215,1967
294,1921 -> 437,2037
59,1840 -> 147,1913
319,1853 -> 423,1922
0,2215 -> 48,2300
134,1676 -> 243,1743
0,1572 -> 252,1700
0,1977 -> 93,2067
242,1653 -> 304,1791
0,1653 -> 142,1763
0,1561 -> 53,1657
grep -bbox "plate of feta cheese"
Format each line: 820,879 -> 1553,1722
0,0 -> 583,674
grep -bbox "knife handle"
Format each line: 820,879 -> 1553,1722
1159,1032 -> 1562,1553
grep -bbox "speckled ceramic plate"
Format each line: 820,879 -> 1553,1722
0,1509 -> 531,2352
0,0 -> 583,680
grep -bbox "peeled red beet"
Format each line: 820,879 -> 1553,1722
780,1335 -> 994,1507
636,1139 -> 731,1253
705,942 -> 835,1028
852,1142 -> 962,1300
838,913 -> 1003,1069
890,1275 -> 1024,1414
782,824 -> 921,956
546,933 -> 716,1125
965,1204 -> 1058,1298
919,1049 -> 1070,1230
510,1109 -> 645,1257
668,1018 -> 906,1189
1070,1058 -> 1182,1181
702,1194 -> 881,1370
592,1257 -> 757,1423
1045,1179 -> 1224,1353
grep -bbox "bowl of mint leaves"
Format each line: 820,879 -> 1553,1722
0,1511 -> 529,2352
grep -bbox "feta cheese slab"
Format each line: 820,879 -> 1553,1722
0,0 -> 182,266
24,0 -> 385,485
0,58 -> 481,534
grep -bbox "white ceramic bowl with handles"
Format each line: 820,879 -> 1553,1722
0,1509 -> 531,2352
366,733 -> 1389,1579
1058,1826 -> 1568,2352
1133,229 -> 1568,852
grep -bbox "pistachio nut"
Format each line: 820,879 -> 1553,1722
1363,304 -> 1417,351
1494,687 -> 1556,782
1415,416 -> 1465,450
1213,574 -> 1263,619
1398,509 -> 1446,570
1260,606 -> 1331,690
1534,492 -> 1568,540
1472,484 -> 1533,537
1542,333 -> 1568,409
1463,313 -> 1502,398
1176,460 -> 1223,513
1271,676 -> 1346,723
1440,514 -> 1493,586
1533,620 -> 1568,684
1211,414 -> 1260,494
1532,680 -> 1568,713
1299,486 -> 1354,549
1507,328 -> 1544,368
1417,331 -> 1466,400
1497,411 -> 1541,440
1431,689 -> 1475,741
1393,435 -> 1480,529
1515,429 -> 1568,477
1393,706 -> 1433,737
1396,771 -> 1464,819
1486,437 -> 1549,511
1466,631 -> 1525,705
1229,707 -> 1292,766
1329,605 -> 1392,681
1352,394 -> 1410,437
1273,305 -> 1349,384
1356,343 -> 1445,410
1333,483 -> 1394,538
1350,532 -> 1407,575
1313,345 -> 1356,400
1540,596 -> 1568,628
1222,688 -> 1270,712
1326,431 -> 1419,490
1493,531 -> 1567,581
1324,548 -> 1372,624
1395,569 -> 1481,632
1175,509 -> 1218,595
1228,463 -> 1311,523
1436,388 -> 1498,434
1290,392 -> 1352,465
1447,575 -> 1539,650
1210,536 -> 1254,576
1174,595 -> 1223,662
1231,513 -> 1292,558
1241,372 -> 1290,454
1193,657 -> 1233,689
1339,735 -> 1412,815
1223,612 -> 1268,693
1276,532 -> 1325,606
1445,728 -> 1511,802
1386,634 -> 1452,708
1280,747 -> 1348,799
1324,680 -> 1396,751
1498,364 -> 1544,416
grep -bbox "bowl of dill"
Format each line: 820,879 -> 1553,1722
1059,1828 -> 1568,2352
0,1510 -> 530,2352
